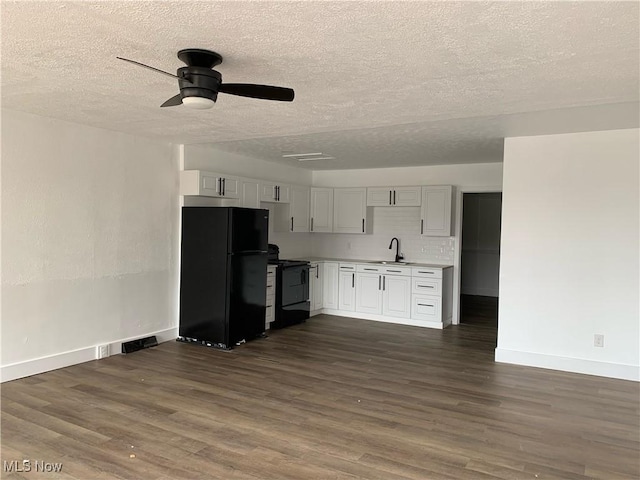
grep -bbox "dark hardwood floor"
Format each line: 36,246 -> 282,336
2,315 -> 639,479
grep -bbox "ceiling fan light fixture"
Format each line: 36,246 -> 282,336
182,97 -> 215,109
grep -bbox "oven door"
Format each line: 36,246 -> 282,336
281,265 -> 310,307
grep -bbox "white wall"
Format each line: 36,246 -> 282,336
311,163 -> 503,264
1,110 -> 179,381
497,128 -> 639,381
461,193 -> 502,297
182,145 -> 313,259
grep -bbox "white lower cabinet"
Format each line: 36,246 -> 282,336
338,270 -> 356,312
355,273 -> 383,314
355,272 -> 411,319
265,266 -> 276,329
302,259 -> 451,329
309,262 -> 323,314
382,275 -> 411,319
323,262 -> 339,309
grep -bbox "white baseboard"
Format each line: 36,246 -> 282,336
1,327 -> 178,383
319,309 -> 445,329
495,348 -> 640,382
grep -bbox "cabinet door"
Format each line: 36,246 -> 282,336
277,185 -> 290,203
240,179 -> 260,208
334,188 -> 367,234
421,186 -> 453,236
367,187 -> 393,206
338,271 -> 356,312
311,263 -> 323,311
290,186 -> 310,232
393,187 -> 421,207
199,171 -> 223,197
310,188 -> 334,232
220,177 -> 239,199
323,262 -> 339,309
382,275 -> 411,319
355,273 -> 382,314
260,183 -> 277,202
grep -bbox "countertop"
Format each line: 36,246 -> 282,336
291,257 -> 453,269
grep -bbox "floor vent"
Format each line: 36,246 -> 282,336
122,336 -> 158,354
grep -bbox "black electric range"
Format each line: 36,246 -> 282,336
267,245 -> 310,329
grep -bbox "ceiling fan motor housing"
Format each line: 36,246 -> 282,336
177,66 -> 222,102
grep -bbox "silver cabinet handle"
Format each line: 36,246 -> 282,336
363,268 -> 378,271
421,219 -> 424,234
311,218 -> 314,231
418,303 -> 434,307
387,269 -> 401,273
393,190 -> 396,205
218,178 -> 222,195
389,190 -> 392,205
418,271 -> 434,275
352,273 -> 355,288
383,276 -> 386,290
291,217 -> 294,231
418,285 -> 434,288
378,275 -> 381,290
362,218 -> 365,233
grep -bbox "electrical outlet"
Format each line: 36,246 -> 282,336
594,334 -> 604,348
96,344 -> 110,359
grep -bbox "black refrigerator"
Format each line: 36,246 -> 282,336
179,207 -> 269,349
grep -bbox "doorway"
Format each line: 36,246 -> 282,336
459,193 -> 502,334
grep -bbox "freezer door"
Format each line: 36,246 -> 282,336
228,252 -> 268,344
229,208 -> 269,253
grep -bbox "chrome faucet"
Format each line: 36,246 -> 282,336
388,237 -> 404,263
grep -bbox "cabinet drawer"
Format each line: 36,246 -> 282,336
265,303 -> 275,322
339,263 -> 356,271
411,267 -> 443,278
412,277 -> 442,295
411,295 -> 442,322
357,264 -> 382,273
382,266 -> 411,276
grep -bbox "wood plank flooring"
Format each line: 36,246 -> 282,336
2,313 -> 638,479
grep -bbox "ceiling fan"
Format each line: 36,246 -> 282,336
117,48 -> 295,109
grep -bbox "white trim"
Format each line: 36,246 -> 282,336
495,348 -> 640,382
1,327 -> 178,383
452,185 -> 502,325
319,309 -> 446,329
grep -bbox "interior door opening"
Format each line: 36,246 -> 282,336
459,193 -> 502,339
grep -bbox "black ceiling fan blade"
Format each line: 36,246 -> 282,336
219,83 -> 294,102
116,57 -> 193,84
161,94 -> 183,107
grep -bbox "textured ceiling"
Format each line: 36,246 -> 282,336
2,1 -> 639,169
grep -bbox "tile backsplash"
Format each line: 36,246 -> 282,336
311,207 -> 455,264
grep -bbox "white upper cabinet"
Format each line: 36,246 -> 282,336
273,185 -> 310,232
310,188 -> 334,233
367,186 -> 421,207
421,186 -> 453,236
180,170 -> 239,199
260,182 -> 290,203
333,188 -> 372,234
239,178 -> 260,208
